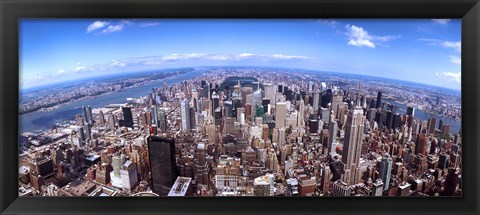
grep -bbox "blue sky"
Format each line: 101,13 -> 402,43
20,19 -> 461,90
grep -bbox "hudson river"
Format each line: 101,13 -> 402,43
19,68 -> 207,133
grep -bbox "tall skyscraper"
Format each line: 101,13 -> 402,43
312,92 -> 320,113
428,117 -> 437,134
376,92 -> 382,109
87,105 -> 93,125
148,136 -> 177,196
331,95 -> 343,116
328,117 -> 338,155
151,105 -> 158,127
379,155 -> 393,191
342,105 -> 365,185
119,107 -> 133,128
82,106 -> 89,125
181,99 -> 191,132
275,102 -> 286,129
298,99 -> 305,127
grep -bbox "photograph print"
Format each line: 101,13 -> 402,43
18,19 -> 462,197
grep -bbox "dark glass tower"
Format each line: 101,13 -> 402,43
120,107 -> 134,128
148,136 -> 177,196
376,92 -> 382,108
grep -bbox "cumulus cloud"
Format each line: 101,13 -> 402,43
86,21 -> 109,32
436,72 -> 461,83
344,24 -> 400,48
449,56 -> 461,65
101,24 -> 124,34
432,19 -> 451,25
87,19 -> 159,35
442,41 -> 461,52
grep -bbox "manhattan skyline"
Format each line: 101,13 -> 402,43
20,19 -> 461,90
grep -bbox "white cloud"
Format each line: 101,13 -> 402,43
442,41 -> 461,52
418,38 -> 461,52
318,20 -> 338,28
344,25 -> 400,48
139,22 -> 160,27
86,21 -> 109,32
436,72 -> 461,83
101,24 -> 124,34
432,19 -> 451,25
449,56 -> 461,65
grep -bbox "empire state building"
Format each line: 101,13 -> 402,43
342,104 -> 365,185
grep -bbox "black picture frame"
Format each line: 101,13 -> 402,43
1,0 -> 479,214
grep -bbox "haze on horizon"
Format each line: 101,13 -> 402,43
20,19 -> 461,90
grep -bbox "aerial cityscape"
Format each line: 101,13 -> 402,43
19,19 -> 461,197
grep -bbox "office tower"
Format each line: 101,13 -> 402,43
367,108 -> 376,128
148,136 -> 177,196
438,152 -> 449,170
87,105 -> 93,125
265,84 -> 276,105
415,134 -> 427,156
313,92 -> 320,112
152,105 -> 158,126
223,117 -> 234,135
98,111 -> 105,126
320,107 -> 330,124
262,98 -> 270,114
211,92 -> 220,116
159,111 -> 167,132
328,117 -> 338,155
82,106 -> 89,125
252,89 -> 262,121
379,155 -> 393,191
181,99 -> 191,132
406,104 -> 415,128
111,155 -> 126,188
342,105 -> 365,185
332,180 -> 352,197
120,160 -> 139,191
376,92 -> 382,108
278,128 -> 286,148
196,143 -> 208,185
237,107 -> 245,123
84,123 -> 92,140
119,107 -> 133,128
224,100 -> 233,117
298,99 -> 305,127
262,124 -> 270,142
77,126 -> 85,143
428,117 -> 437,134
320,163 -> 332,195
275,102 -> 286,129
107,113 -> 116,129
385,110 -> 393,129
331,95 -> 343,116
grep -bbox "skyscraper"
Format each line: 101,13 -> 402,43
342,105 -> 365,185
298,99 -> 305,127
119,107 -> 133,128
331,95 -> 343,116
275,102 -> 286,129
87,105 -> 93,125
328,117 -> 338,155
379,155 -> 393,191
181,99 -> 191,132
151,105 -> 158,127
376,92 -> 382,109
428,117 -> 437,134
148,136 -> 177,196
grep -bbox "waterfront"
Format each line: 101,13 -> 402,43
19,68 -> 207,133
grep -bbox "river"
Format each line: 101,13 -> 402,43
19,68 -> 208,133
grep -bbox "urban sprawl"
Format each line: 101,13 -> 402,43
19,67 -> 462,197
